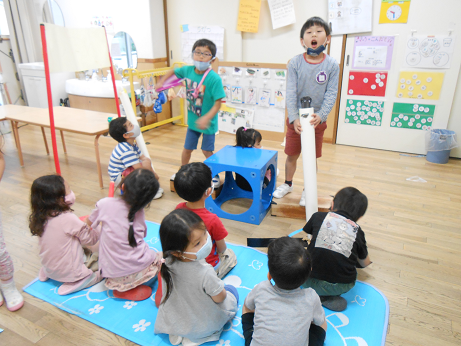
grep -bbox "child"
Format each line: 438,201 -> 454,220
108,117 -> 163,198
242,237 -> 326,346
274,17 -> 339,206
0,149 -> 24,311
156,39 -> 225,188
302,187 -> 371,312
29,175 -> 102,295
154,209 -> 238,345
87,169 -> 162,301
174,162 -> 236,279
234,126 -> 272,192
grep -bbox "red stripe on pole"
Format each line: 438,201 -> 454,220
40,24 -> 61,175
104,26 -> 121,117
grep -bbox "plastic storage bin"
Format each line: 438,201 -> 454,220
425,129 -> 458,164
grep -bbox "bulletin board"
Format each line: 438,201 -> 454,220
217,61 -> 288,142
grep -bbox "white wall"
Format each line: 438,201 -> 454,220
0,39 -> 25,106
447,70 -> 461,158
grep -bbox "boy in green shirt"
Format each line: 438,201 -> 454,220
157,39 -> 225,187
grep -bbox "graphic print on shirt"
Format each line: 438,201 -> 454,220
315,212 -> 358,257
185,78 -> 206,117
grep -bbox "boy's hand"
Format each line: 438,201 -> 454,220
196,116 -> 210,130
293,118 -> 303,134
154,81 -> 163,90
310,114 -> 321,128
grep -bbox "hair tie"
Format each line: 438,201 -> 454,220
129,221 -> 134,226
243,127 -> 247,131
160,258 -> 166,264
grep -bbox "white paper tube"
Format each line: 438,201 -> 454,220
119,89 -> 155,170
299,107 -> 318,221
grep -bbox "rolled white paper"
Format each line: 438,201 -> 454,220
119,89 -> 155,170
299,107 -> 318,221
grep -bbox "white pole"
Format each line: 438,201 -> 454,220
119,89 -> 155,170
299,106 -> 318,221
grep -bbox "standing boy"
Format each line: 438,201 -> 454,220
156,39 -> 225,188
242,237 -> 327,346
274,17 -> 339,205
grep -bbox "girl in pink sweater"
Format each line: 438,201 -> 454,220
87,168 -> 162,301
29,175 -> 101,295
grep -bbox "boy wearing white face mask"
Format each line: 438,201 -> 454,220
274,17 -> 339,206
108,117 -> 162,197
156,39 -> 225,188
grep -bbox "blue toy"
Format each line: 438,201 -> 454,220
205,145 -> 277,225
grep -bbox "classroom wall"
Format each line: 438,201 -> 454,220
447,72 -> 461,158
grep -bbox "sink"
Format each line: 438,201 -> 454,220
65,79 -> 140,98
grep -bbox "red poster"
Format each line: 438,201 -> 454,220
347,71 -> 388,97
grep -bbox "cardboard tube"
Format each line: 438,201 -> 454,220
299,107 -> 318,221
119,89 -> 155,170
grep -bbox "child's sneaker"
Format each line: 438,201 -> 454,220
212,175 -> 221,188
273,183 -> 293,198
0,279 -> 24,312
154,187 -> 164,200
299,190 -> 306,206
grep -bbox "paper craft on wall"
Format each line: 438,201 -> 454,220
245,68 -> 257,77
379,0 -> 411,24
353,36 -> 395,70
390,102 -> 435,130
328,0 -> 372,35
219,67 -> 228,75
348,71 -> 388,97
267,0 -> 296,30
396,71 -> 444,100
237,0 -> 262,33
405,35 -> 456,69
259,89 -> 271,107
218,104 -> 255,134
223,85 -> 231,102
245,87 -> 257,105
233,67 -> 243,76
274,90 -> 286,108
231,86 -> 243,103
274,70 -> 286,80
261,69 -> 271,79
181,25 -> 224,64
345,99 -> 384,126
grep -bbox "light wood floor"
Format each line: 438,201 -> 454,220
0,120 -> 460,345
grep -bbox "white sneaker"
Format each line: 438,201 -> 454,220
273,183 -> 293,199
170,173 -> 176,181
212,175 -> 221,188
169,335 -> 183,345
299,190 -> 306,206
154,187 -> 164,200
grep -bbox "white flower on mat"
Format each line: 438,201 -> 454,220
216,340 -> 231,346
123,301 -> 138,310
133,319 -> 151,332
248,260 -> 263,270
88,304 -> 104,314
351,295 -> 366,307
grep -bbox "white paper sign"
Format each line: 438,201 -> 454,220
267,0 -> 296,30
404,35 -> 456,69
181,25 -> 224,64
354,46 -> 388,69
328,0 -> 372,35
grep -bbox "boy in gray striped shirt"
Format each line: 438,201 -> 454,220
274,17 -> 339,206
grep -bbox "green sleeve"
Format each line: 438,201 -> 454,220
174,66 -> 186,79
208,74 -> 226,102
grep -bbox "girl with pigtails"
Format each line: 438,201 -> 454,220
87,168 -> 162,301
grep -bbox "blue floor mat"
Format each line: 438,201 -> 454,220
24,221 -> 388,346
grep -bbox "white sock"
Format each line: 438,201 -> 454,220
0,278 -> 24,310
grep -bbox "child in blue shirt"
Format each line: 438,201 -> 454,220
274,17 -> 339,206
156,39 -> 225,187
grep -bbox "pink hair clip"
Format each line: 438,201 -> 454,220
243,127 -> 247,131
160,258 -> 166,264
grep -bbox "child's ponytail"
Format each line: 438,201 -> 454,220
121,169 -> 160,248
159,209 -> 205,304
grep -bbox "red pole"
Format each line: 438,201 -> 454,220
104,26 -> 121,117
40,24 -> 61,175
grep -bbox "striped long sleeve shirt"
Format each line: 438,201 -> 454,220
286,53 -> 340,124
108,142 -> 142,181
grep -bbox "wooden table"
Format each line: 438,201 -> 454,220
4,105 -> 112,188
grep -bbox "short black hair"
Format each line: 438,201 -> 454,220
300,16 -> 331,38
333,187 -> 368,222
192,39 -> 217,57
268,237 -> 311,290
109,117 -> 128,143
174,162 -> 212,202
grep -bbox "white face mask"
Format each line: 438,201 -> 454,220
126,124 -> 141,138
183,232 -> 212,261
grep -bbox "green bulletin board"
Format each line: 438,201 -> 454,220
345,99 -> 384,126
390,102 -> 435,130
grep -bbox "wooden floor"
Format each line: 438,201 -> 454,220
0,120 -> 460,346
